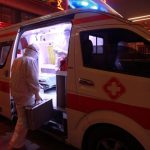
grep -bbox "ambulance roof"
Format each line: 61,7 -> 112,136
0,9 -> 150,41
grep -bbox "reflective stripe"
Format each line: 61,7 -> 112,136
67,93 -> 150,129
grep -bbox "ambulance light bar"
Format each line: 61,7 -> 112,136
69,0 -> 123,17
69,0 -> 103,11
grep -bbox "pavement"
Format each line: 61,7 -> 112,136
0,115 -> 79,150
0,116 -> 41,150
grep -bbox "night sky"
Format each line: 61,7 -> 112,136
106,0 -> 150,18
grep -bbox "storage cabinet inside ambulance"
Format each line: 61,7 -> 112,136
16,22 -> 72,133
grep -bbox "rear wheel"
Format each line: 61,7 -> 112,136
83,124 -> 144,150
95,138 -> 128,150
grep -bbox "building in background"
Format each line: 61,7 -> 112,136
0,0 -> 109,28
106,0 -> 150,31
0,0 -> 67,27
0,0 -> 150,31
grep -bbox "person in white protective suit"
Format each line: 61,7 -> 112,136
8,44 -> 42,150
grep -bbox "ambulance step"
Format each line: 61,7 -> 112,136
40,120 -> 67,140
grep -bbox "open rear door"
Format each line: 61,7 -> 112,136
0,26 -> 19,119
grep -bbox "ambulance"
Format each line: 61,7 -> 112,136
0,2 -> 150,150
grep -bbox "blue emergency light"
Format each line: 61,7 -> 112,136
69,0 -> 98,10
68,0 -> 108,12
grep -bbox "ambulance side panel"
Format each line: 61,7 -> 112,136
67,13 -> 150,149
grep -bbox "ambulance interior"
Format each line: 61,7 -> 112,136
17,22 -> 72,110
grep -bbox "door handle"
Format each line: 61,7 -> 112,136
79,78 -> 94,86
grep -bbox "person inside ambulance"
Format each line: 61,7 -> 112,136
115,41 -> 128,70
81,37 -> 93,67
54,28 -> 70,70
8,44 -> 42,150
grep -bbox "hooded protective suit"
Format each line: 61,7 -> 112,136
11,44 -> 41,104
8,44 -> 41,149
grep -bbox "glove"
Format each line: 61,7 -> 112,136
35,93 -> 42,104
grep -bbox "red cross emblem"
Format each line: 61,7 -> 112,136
103,77 -> 125,100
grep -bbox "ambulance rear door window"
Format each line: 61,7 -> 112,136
0,41 -> 12,67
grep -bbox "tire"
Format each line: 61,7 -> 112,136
83,124 -> 144,150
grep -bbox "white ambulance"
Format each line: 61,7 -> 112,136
0,7 -> 150,150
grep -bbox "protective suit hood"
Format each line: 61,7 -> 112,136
24,44 -> 39,60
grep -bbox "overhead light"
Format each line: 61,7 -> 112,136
128,15 -> 150,22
